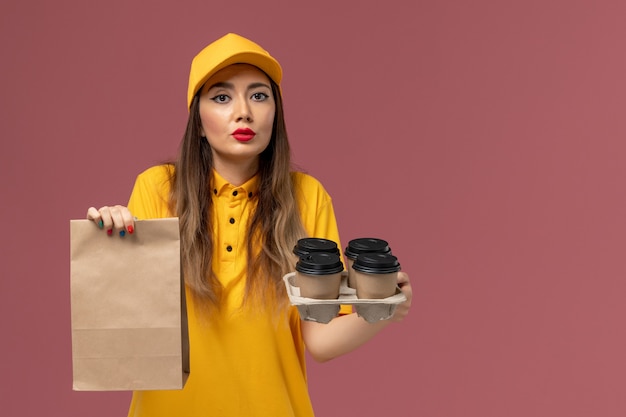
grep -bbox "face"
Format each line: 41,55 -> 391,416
198,64 -> 275,169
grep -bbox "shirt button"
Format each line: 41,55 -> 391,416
229,218 -> 235,224
232,190 -> 238,196
226,245 -> 233,252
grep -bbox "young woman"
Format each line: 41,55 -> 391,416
87,33 -> 412,417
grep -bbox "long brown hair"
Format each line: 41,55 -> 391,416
169,76 -> 306,313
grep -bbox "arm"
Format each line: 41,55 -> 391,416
301,271 -> 412,362
294,173 -> 413,361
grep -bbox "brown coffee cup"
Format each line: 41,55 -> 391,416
352,252 -> 401,299
295,252 -> 344,299
344,238 -> 392,288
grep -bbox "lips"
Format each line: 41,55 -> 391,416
232,128 -> 256,142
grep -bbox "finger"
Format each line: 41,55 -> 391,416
117,205 -> 136,235
86,207 -> 104,229
397,276 -> 412,307
109,206 -> 127,236
397,271 -> 410,286
397,273 -> 412,299
97,206 -> 115,235
391,304 -> 410,322
390,303 -> 408,322
400,281 -> 413,304
391,293 -> 412,322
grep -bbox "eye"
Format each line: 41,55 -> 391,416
211,94 -> 230,103
251,92 -> 269,101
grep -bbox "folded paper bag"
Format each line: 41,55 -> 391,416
70,218 -> 189,391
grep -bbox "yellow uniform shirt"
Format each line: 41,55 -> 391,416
126,165 -> 344,417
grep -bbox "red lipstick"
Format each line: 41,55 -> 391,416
232,128 -> 256,142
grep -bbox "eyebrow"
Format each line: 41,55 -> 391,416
206,81 -> 272,92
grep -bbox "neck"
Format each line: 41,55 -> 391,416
213,158 -> 259,186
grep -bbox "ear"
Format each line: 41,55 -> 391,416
200,128 -> 206,138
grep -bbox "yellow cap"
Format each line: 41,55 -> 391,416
187,33 -> 282,109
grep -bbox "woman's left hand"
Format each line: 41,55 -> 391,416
390,271 -> 412,322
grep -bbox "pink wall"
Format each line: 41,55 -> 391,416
2,1 -> 626,415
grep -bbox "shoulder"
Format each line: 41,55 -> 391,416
131,164 -> 175,200
290,171 -> 340,240
132,164 -> 175,193
291,171 -> 330,197
128,164 -> 174,218
136,164 -> 175,183
291,171 -> 333,212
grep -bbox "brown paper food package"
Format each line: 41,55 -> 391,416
70,218 -> 189,391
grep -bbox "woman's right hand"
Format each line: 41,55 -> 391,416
86,205 -> 135,237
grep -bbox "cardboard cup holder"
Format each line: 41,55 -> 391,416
283,271 -> 406,324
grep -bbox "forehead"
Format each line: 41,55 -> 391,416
205,64 -> 271,89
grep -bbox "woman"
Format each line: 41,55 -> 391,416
87,33 -> 412,417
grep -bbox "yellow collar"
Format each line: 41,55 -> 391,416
211,170 -> 260,198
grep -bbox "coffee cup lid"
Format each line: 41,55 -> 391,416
352,252 -> 401,274
295,252 -> 344,275
344,238 -> 391,260
293,237 -> 339,257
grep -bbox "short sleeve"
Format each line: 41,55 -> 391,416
127,165 -> 174,220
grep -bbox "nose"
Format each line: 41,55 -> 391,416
235,97 -> 253,123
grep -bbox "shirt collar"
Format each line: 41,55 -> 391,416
211,169 -> 260,198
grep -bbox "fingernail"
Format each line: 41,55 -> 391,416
98,220 -> 104,229
107,229 -> 113,236
127,225 -> 134,234
119,230 -> 126,237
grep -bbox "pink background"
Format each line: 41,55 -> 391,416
2,0 -> 625,415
